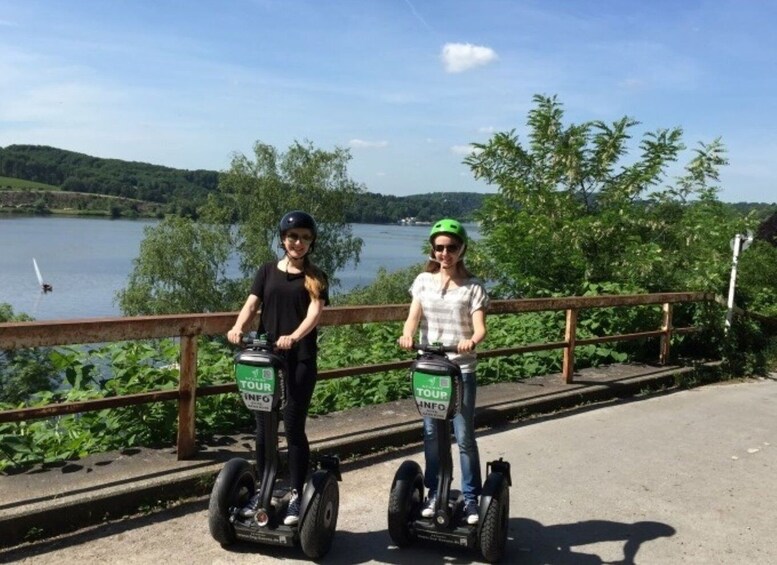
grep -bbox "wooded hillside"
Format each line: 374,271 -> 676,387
0,145 -> 488,222
0,145 -> 217,217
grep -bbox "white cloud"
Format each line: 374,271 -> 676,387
450,144 -> 482,156
441,42 -> 498,73
349,139 -> 389,149
478,126 -> 495,134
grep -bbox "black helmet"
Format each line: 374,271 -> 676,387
279,210 -> 317,239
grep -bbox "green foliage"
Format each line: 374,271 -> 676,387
0,176 -> 58,190
202,139 -> 364,287
0,303 -> 31,324
345,192 -> 487,224
0,304 -> 55,405
736,241 -> 777,317
120,139 -> 370,315
313,278 -> 649,413
0,337 -> 252,472
464,94 -> 755,298
0,144 -> 219,211
0,146 -> 488,223
333,264 -> 423,306
730,203 -> 777,222
315,322 -> 410,413
720,316 -> 771,376
116,216 -> 245,315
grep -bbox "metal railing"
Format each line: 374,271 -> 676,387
0,291 -> 713,458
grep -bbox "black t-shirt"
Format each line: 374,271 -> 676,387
250,261 -> 329,361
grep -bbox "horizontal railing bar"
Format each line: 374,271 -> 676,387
0,389 -> 180,423
0,313 -> 236,350
478,341 -> 569,358
488,292 -> 714,314
576,330 -> 665,346
0,292 -> 715,350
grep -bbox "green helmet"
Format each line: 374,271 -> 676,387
429,218 -> 468,246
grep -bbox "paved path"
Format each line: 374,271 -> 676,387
3,379 -> 775,564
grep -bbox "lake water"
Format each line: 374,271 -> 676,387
0,217 -> 478,321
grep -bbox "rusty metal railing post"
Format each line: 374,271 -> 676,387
660,302 -> 673,365
176,334 -> 198,459
563,308 -> 578,384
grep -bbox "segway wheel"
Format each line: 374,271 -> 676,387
479,479 -> 509,563
387,460 -> 424,547
299,471 -> 339,559
208,458 -> 256,546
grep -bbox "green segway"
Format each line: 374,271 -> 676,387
208,334 -> 340,559
388,343 -> 511,562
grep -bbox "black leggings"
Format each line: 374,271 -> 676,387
254,356 -> 316,493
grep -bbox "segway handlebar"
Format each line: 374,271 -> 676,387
241,332 -> 270,347
411,342 -> 472,354
239,333 -> 301,352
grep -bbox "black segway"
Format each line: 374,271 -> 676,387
208,334 -> 341,559
387,343 -> 511,563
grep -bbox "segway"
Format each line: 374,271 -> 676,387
387,343 -> 511,562
208,334 -> 341,559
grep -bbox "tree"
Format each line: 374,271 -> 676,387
464,94 -> 754,298
116,217 -> 243,315
202,139 -> 364,288
118,140 -> 364,315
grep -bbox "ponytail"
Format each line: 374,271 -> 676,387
303,257 -> 327,300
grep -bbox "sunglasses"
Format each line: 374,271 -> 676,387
433,243 -> 461,253
285,232 -> 314,243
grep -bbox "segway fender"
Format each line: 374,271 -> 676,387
299,468 -> 332,524
317,454 -> 342,481
478,459 -> 511,529
487,457 -> 511,486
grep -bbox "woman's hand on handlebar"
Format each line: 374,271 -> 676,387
276,335 -> 297,350
397,335 -> 414,350
227,327 -> 244,345
457,338 -> 477,354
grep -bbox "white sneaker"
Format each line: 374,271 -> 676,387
421,493 -> 437,518
463,499 -> 479,525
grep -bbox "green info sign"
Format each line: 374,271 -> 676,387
235,363 -> 276,412
412,371 -> 452,419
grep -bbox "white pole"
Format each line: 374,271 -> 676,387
725,234 -> 743,333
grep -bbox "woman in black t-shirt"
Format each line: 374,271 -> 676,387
227,210 -> 329,526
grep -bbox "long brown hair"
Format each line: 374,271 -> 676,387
302,257 -> 327,300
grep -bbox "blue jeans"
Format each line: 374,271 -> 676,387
423,371 -> 482,502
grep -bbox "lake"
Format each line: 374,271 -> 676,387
0,216 -> 479,321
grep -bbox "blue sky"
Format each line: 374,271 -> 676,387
0,0 -> 775,202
